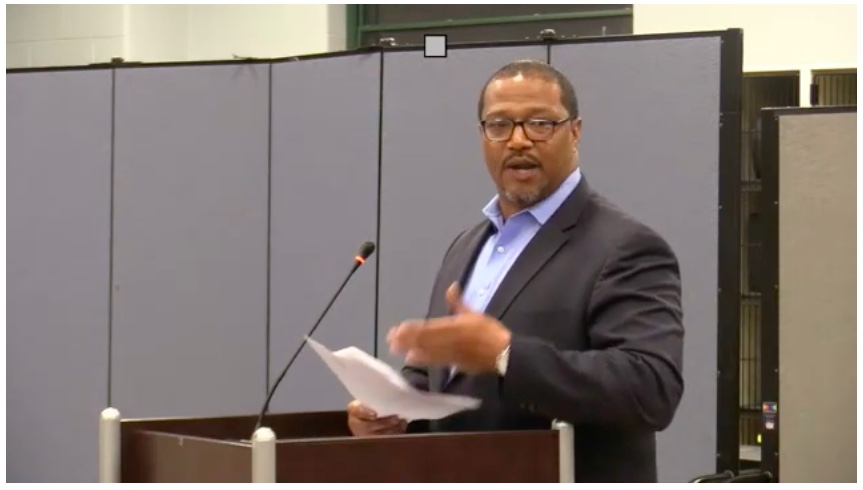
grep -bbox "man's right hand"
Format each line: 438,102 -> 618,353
346,400 -> 407,436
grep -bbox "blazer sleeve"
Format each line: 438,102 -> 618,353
500,224 -> 685,431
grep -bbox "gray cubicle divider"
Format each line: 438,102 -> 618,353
550,34 -> 732,483
7,69 -> 113,482
111,64 -> 271,418
376,43 -> 547,368
759,107 -> 856,483
267,53 -> 381,413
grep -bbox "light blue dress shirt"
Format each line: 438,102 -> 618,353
445,168 -> 582,381
461,167 -> 583,313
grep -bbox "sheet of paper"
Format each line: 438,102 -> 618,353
305,336 -> 481,421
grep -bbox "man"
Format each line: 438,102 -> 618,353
347,60 -> 684,483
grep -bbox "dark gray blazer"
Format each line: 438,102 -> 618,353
402,177 -> 684,483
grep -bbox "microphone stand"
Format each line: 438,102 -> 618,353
250,242 -> 375,482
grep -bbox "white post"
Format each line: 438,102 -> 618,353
99,407 -> 121,483
799,68 -> 813,107
252,427 -> 276,483
553,419 -> 575,483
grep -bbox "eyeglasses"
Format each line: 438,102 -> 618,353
480,116 -> 573,142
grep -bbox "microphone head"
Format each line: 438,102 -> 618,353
355,241 -> 376,264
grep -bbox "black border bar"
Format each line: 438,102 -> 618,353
715,27 -> 744,474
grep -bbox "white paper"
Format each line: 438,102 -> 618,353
305,336 -> 481,421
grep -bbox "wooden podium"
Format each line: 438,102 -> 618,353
98,407 -> 574,482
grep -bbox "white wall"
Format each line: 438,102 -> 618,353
186,4 -> 344,61
7,4 -> 125,68
634,4 -> 857,72
6,4 -> 345,69
6,4 -> 857,72
125,5 -> 189,63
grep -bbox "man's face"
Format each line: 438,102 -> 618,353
479,75 -> 581,215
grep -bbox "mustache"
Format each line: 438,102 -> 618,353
504,154 -> 541,168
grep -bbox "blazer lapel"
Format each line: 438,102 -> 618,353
483,177 -> 593,321
448,222 -> 495,293
482,226 -> 568,320
440,224 -> 569,392
436,177 -> 594,391
430,221 -> 493,392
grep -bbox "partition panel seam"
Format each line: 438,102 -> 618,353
266,63 -> 274,393
107,67 -> 117,407
373,50 -> 385,358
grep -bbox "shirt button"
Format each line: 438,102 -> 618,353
478,288 -> 486,296
497,246 -> 505,253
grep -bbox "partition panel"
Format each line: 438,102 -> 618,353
268,53 -> 381,413
111,64 -> 270,418
377,45 -> 548,367
550,34 -> 725,482
7,70 -> 112,482
761,108 -> 856,482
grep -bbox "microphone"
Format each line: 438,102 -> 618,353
253,240 -> 376,433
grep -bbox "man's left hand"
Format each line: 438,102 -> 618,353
387,283 -> 512,374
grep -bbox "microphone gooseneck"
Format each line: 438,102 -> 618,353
253,241 -> 376,433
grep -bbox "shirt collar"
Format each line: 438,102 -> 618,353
482,167 -> 582,230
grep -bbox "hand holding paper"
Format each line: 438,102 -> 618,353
305,337 -> 481,421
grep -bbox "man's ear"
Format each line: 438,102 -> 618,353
570,118 -> 582,144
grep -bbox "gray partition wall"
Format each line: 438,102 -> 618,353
111,64 -> 271,418
759,107 -> 857,483
7,70 -> 113,482
268,53 -> 381,413
6,29 -> 743,482
550,34 -> 738,483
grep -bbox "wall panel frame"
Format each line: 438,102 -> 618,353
759,106 -> 856,483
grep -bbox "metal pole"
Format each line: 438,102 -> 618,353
553,419 -> 575,483
252,426 -> 276,483
99,407 -> 121,483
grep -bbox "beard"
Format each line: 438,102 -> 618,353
503,189 -> 542,207
502,178 -> 549,208
498,153 -> 550,208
